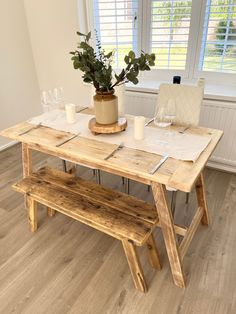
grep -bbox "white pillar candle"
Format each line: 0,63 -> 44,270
65,104 -> 76,124
134,116 -> 145,140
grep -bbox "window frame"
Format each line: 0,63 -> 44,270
193,0 -> 236,84
86,0 -> 236,84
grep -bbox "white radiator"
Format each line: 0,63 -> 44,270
125,91 -> 236,173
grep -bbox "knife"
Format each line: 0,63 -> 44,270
149,155 -> 169,175
104,142 -> 124,160
56,133 -> 80,147
18,123 -> 42,136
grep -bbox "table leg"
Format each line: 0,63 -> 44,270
47,207 -> 55,217
22,143 -> 32,177
196,172 -> 209,226
151,182 -> 186,288
22,144 -> 37,231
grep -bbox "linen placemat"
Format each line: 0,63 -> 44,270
29,110 -> 211,162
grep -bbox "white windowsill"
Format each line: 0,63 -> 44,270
125,79 -> 236,103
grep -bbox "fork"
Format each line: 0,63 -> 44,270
76,106 -> 89,113
18,123 -> 42,136
145,118 -> 154,127
104,142 -> 124,160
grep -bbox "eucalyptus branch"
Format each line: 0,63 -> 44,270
70,31 -> 155,92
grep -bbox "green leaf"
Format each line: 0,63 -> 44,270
73,60 -> 80,69
105,51 -> 113,59
132,77 -> 139,84
128,51 -> 135,59
77,31 -> 86,37
80,42 -> 90,50
86,31 -> 91,41
150,53 -> 156,61
124,55 -> 130,64
126,73 -> 136,81
83,77 -> 93,83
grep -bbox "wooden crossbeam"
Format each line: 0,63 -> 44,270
179,206 -> 204,260
157,222 -> 187,237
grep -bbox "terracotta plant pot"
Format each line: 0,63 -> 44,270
94,90 -> 118,125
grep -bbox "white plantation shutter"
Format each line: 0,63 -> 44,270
92,0 -> 139,68
150,0 -> 192,70
199,0 -> 236,73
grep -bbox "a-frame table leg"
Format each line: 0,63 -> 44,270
196,172 -> 210,226
22,143 -> 32,178
22,144 -> 36,232
151,182 -> 186,288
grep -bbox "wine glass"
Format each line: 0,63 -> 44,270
53,87 -> 64,109
154,99 -> 176,128
164,98 -> 176,126
41,91 -> 50,112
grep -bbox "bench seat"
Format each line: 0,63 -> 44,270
13,167 -> 161,292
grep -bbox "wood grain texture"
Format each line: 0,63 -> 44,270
0,113 -> 223,192
32,167 -> 157,224
12,166 -> 160,292
0,144 -> 235,313
179,206 -> 204,260
88,117 -> 127,135
26,196 -> 37,232
196,172 -> 210,225
47,207 -> 55,217
22,144 -> 32,177
152,182 -> 186,288
12,169 -> 156,246
122,240 -> 148,293
146,234 -> 162,270
22,143 -> 32,208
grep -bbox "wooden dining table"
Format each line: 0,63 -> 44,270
0,109 -> 223,288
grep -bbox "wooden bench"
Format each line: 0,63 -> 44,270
12,167 -> 161,292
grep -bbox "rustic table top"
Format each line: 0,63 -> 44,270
0,110 -> 223,192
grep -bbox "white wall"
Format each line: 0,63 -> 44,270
0,0 -> 41,148
23,0 -> 91,106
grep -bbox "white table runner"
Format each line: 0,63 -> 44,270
29,110 -> 211,162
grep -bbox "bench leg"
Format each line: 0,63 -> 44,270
122,240 -> 147,293
26,197 -> 37,232
196,173 -> 209,226
146,234 -> 162,270
47,207 -> 55,217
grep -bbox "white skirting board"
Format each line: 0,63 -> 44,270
0,140 -> 19,152
125,91 -> 236,173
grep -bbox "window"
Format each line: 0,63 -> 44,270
87,0 -> 236,81
199,0 -> 236,74
92,0 -> 139,68
150,0 -> 192,70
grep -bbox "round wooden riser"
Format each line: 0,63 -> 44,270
88,117 -> 127,135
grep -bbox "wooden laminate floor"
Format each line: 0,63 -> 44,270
0,144 -> 236,314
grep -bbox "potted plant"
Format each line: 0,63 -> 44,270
70,31 -> 155,125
